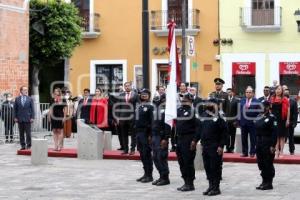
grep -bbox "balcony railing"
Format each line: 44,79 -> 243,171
150,9 -> 200,36
240,7 -> 282,32
81,13 -> 101,38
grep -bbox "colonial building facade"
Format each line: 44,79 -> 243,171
220,0 -> 300,97
69,0 -> 220,97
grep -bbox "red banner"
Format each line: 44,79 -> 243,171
232,62 -> 256,75
279,62 -> 300,75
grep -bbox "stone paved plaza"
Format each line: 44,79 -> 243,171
0,135 -> 300,200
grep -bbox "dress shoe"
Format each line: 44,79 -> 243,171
140,176 -> 153,183
170,146 -> 176,152
256,183 -> 264,190
129,150 -> 135,155
121,151 -> 128,155
26,146 -> 31,150
250,154 -> 255,158
136,175 -> 146,182
152,178 -> 161,185
19,147 -> 26,150
177,184 -> 186,191
290,152 -> 295,155
179,184 -> 195,192
9,140 -> 14,143
208,188 -> 221,196
203,187 -> 212,195
117,147 -> 124,151
156,179 -> 170,186
5,140 -> 9,144
260,183 -> 273,190
240,154 -> 248,157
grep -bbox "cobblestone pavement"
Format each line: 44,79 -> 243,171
0,134 -> 300,200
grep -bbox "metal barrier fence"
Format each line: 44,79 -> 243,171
0,103 -> 51,142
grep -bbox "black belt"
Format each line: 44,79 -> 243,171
257,135 -> 272,138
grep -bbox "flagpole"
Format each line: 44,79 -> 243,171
165,22 -> 177,128
142,0 -> 150,89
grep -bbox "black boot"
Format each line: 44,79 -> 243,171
140,175 -> 153,183
152,178 -> 162,185
261,179 -> 273,190
203,180 -> 213,195
208,181 -> 221,196
136,174 -> 146,182
156,175 -> 170,186
177,179 -> 187,191
256,179 -> 266,190
180,179 -> 195,192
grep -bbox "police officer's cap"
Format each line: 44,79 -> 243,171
214,78 -> 225,85
140,88 -> 151,95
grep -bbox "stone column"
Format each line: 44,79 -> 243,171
235,128 -> 243,153
31,139 -> 48,165
103,131 -> 112,151
77,119 -> 104,160
194,142 -> 204,170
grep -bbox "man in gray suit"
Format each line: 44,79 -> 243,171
14,86 -> 35,150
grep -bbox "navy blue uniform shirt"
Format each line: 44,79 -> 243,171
194,111 -> 228,148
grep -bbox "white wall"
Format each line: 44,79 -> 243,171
269,53 -> 300,85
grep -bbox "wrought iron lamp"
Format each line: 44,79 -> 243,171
294,9 -> 300,32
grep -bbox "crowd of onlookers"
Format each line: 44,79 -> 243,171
0,81 -> 299,155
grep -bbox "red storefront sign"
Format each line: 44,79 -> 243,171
232,62 -> 256,75
279,62 -> 300,75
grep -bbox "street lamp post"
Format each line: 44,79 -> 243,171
181,0 -> 187,83
294,9 -> 300,32
142,0 -> 150,89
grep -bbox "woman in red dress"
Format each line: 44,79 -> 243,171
270,85 -> 290,158
89,88 -> 109,129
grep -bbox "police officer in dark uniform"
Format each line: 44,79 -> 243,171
135,89 -> 154,183
254,101 -> 277,190
151,93 -> 171,186
176,93 -> 198,192
191,98 -> 227,196
209,78 -> 228,181
209,78 -> 228,116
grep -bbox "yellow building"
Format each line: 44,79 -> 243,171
69,0 -> 220,97
220,0 -> 300,97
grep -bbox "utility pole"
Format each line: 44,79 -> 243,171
142,0 -> 150,89
181,0 -> 187,83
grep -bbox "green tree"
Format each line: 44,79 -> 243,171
29,0 -> 81,98
29,0 -> 81,130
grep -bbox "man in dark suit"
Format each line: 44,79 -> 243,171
224,88 -> 239,153
238,86 -> 260,157
108,86 -> 124,150
189,86 -> 205,117
116,82 -> 139,155
77,88 -> 92,123
14,86 -> 35,150
284,89 -> 299,155
258,86 -> 271,103
209,78 -> 228,116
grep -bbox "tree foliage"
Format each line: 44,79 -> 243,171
29,0 -> 82,68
